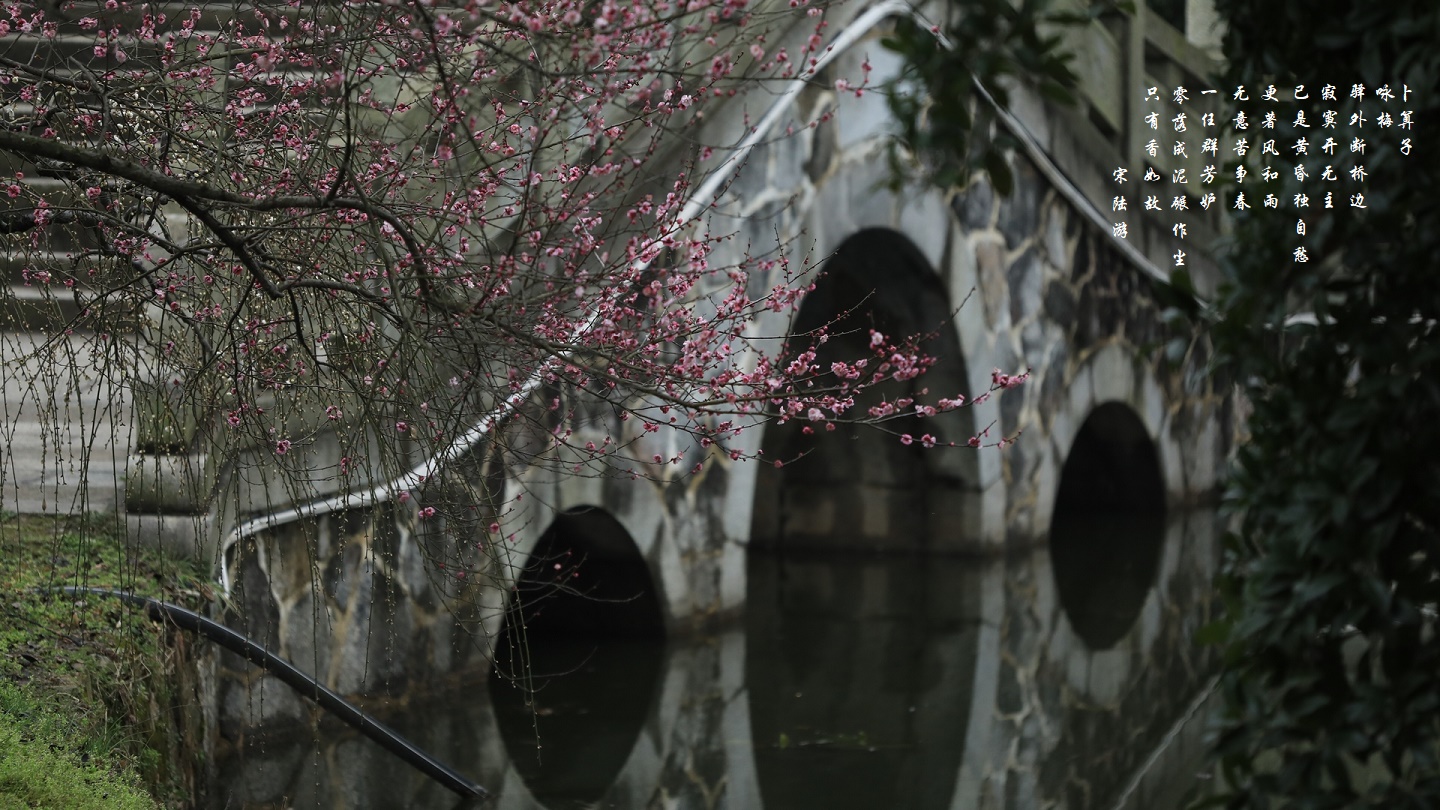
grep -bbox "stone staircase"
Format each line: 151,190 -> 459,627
0,3 -> 246,513
0,1 -> 325,332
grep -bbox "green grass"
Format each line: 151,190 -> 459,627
0,679 -> 158,809
0,513 -> 211,808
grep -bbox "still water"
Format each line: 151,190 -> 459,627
210,508 -> 1220,810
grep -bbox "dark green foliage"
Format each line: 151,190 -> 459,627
1144,0 -> 1185,31
1199,0 -> 1440,806
879,0 -> 1130,195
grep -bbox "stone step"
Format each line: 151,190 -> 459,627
0,178 -> 105,251
0,248 -> 83,286
0,33 -> 172,69
46,2 -> 337,35
0,329 -> 130,516
0,282 -> 86,332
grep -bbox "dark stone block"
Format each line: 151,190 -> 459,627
373,509 -> 402,564
1001,383 -> 1026,438
1039,343 -> 1068,424
237,551 -> 282,650
1127,298 -> 1162,351
1072,232 -> 1092,282
996,660 -> 1024,715
992,339 -> 1021,385
956,175 -> 994,231
1043,280 -> 1076,329
1006,441 -> 1028,488
1006,247 -> 1042,324
1075,283 -> 1100,350
1021,321 -> 1047,364
323,542 -> 362,606
998,159 -> 1042,248
975,239 -> 1008,327
806,112 -> 836,182
333,507 -> 369,540
1116,260 -> 1137,300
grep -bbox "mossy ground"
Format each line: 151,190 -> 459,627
0,513 -> 211,808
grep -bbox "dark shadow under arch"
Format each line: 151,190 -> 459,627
488,507 -> 665,807
1048,402 -> 1166,650
751,227 -> 973,553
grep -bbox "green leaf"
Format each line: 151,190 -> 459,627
984,150 -> 1013,196
1196,619 -> 1232,646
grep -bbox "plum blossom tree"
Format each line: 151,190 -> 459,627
0,0 -> 1025,580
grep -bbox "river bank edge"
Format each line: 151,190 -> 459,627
0,512 -> 213,808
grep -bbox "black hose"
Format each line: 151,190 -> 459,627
60,586 -> 489,802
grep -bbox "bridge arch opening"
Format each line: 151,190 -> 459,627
1048,401 -> 1166,650
488,507 -> 665,807
751,227 -> 973,553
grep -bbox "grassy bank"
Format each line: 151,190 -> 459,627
0,513 -> 211,808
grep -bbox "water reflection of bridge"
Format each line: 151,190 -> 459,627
217,505 -> 1220,810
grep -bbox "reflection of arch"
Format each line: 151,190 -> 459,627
1048,402 -> 1165,650
751,228 -> 974,553
489,507 -> 666,807
746,552 -> 979,810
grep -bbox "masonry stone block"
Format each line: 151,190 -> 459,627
125,452 -> 216,514
832,48 -> 900,151
278,589 -> 331,686
1000,382 -> 1027,439
1138,591 -> 1162,653
998,159 -> 1043,249
1071,234 -> 1093,282
958,176 -> 995,233
1087,648 -> 1131,707
125,512 -> 216,561
1007,247 -> 1043,324
1042,279 -> 1076,329
1161,434 -> 1188,508
973,237 -> 1008,330
1021,318 -> 1047,365
1042,204 -> 1071,274
1065,642 -> 1090,694
220,674 -> 303,739
806,107 -> 837,182
1066,364 -> 1095,424
900,185 -> 951,269
843,153 -> 900,230
1032,449 -> 1058,530
1045,610 -> 1072,669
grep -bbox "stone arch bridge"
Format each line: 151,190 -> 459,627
472,0 -> 1239,632
0,0 -> 1240,807
200,2 -> 1240,807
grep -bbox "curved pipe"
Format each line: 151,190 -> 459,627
60,587 -> 489,802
